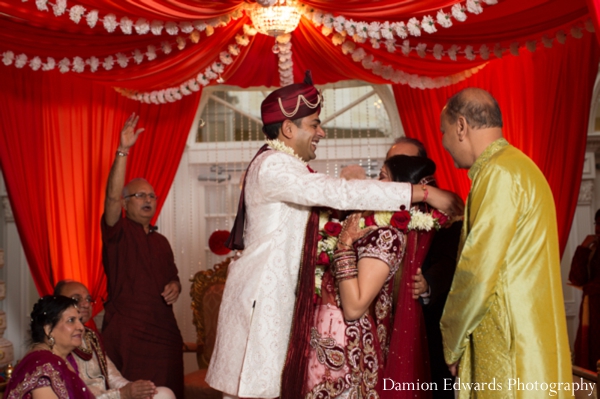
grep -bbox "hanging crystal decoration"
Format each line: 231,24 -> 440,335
248,0 -> 302,37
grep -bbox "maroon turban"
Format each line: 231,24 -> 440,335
261,70 -> 322,128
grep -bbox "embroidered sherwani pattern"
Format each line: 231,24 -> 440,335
207,150 -> 412,398
440,138 -> 572,398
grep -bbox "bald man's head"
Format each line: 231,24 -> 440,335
443,88 -> 502,130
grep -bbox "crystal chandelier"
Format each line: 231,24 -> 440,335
249,0 -> 302,37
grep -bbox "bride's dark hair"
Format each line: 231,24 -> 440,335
384,155 -> 437,187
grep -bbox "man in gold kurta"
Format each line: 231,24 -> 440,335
439,88 -> 573,398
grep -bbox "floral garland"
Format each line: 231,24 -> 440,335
315,210 -> 342,296
395,21 -> 594,61
359,208 -> 448,233
314,18 -> 593,89
24,0 -> 241,37
300,0 -> 500,52
275,34 -> 294,87
349,43 -> 487,89
265,139 -> 307,165
116,26 -> 256,104
0,15 -> 242,76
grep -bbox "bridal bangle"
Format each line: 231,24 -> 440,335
333,250 -> 358,281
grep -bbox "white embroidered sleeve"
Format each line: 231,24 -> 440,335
257,152 -> 411,211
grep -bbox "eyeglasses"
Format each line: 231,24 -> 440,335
71,295 -> 95,306
124,192 -> 158,201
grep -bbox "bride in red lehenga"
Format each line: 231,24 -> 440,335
304,155 -> 448,399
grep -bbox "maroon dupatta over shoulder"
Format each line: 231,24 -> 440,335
381,228 -> 435,399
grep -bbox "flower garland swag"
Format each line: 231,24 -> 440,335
0,12 -> 243,77
25,0 -> 242,37
116,25 -> 257,104
300,0 -> 500,53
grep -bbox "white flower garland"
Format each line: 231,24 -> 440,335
395,20 -> 593,62
275,34 -> 294,87
22,0 -> 242,37
359,209 -> 442,231
0,16 -> 239,75
265,139 -> 307,165
344,37 -> 487,89
318,20 -> 593,89
116,27 -> 255,104
300,0 -> 499,53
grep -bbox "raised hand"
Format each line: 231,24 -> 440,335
119,113 -> 145,152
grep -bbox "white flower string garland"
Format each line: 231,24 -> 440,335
300,0 -> 500,53
0,13 -> 244,76
357,209 -> 448,233
316,20 -> 593,89
24,0 -> 242,37
275,34 -> 294,87
116,26 -> 257,104
265,139 -> 307,165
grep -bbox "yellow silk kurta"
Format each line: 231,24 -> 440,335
440,139 -> 573,398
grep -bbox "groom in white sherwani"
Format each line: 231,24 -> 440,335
206,71 -> 463,399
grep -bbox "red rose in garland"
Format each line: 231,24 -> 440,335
390,210 -> 411,232
324,221 -> 342,237
364,214 -> 376,227
316,251 -> 330,266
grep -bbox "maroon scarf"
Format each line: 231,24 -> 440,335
225,144 -> 270,250
381,228 -> 435,399
280,171 -> 320,399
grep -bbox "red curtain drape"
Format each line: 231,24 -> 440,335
393,33 -> 599,255
0,66 -> 201,311
586,0 -> 600,44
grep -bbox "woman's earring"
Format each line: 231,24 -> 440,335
48,335 -> 55,350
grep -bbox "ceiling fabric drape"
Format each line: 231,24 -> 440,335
0,66 -> 201,310
0,0 -> 590,88
393,33 -> 599,255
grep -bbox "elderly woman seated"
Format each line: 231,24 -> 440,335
55,280 -> 175,399
4,295 -> 95,399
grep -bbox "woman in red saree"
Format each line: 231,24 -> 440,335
305,155 -> 446,399
4,296 -> 95,399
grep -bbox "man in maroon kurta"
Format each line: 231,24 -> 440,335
101,113 -> 184,398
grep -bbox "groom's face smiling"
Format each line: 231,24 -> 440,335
287,112 -> 325,162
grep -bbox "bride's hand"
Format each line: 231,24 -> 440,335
337,212 -> 377,250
